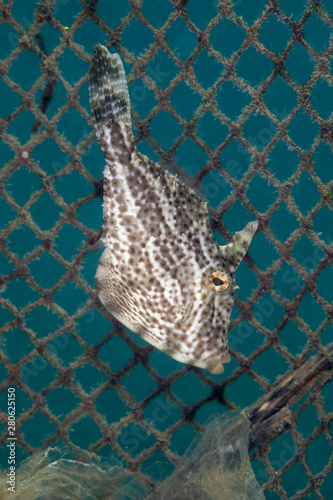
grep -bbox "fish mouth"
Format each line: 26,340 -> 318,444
161,348 -> 231,375
205,354 -> 231,374
193,352 -> 231,374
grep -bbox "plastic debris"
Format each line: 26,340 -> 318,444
0,445 -> 148,500
152,411 -> 264,500
0,411 -> 263,500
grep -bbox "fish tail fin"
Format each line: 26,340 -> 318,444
88,44 -> 132,139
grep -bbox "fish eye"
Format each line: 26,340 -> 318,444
209,271 -> 230,293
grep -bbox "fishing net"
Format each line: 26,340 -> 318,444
0,0 -> 332,498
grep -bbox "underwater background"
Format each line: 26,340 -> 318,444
0,0 -> 332,498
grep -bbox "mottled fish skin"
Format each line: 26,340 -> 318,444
89,44 -> 258,375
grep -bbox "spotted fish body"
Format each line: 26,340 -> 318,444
89,44 -> 258,375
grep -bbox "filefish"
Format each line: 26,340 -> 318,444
88,44 -> 258,375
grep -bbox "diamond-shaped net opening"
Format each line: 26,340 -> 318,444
0,0 -> 332,498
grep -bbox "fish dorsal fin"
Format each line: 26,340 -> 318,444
219,221 -> 258,270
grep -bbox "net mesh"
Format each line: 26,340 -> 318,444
0,0 -> 332,498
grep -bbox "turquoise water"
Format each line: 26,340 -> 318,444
0,0 -> 333,498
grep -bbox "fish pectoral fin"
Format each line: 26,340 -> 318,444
182,301 -> 193,321
167,301 -> 193,321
